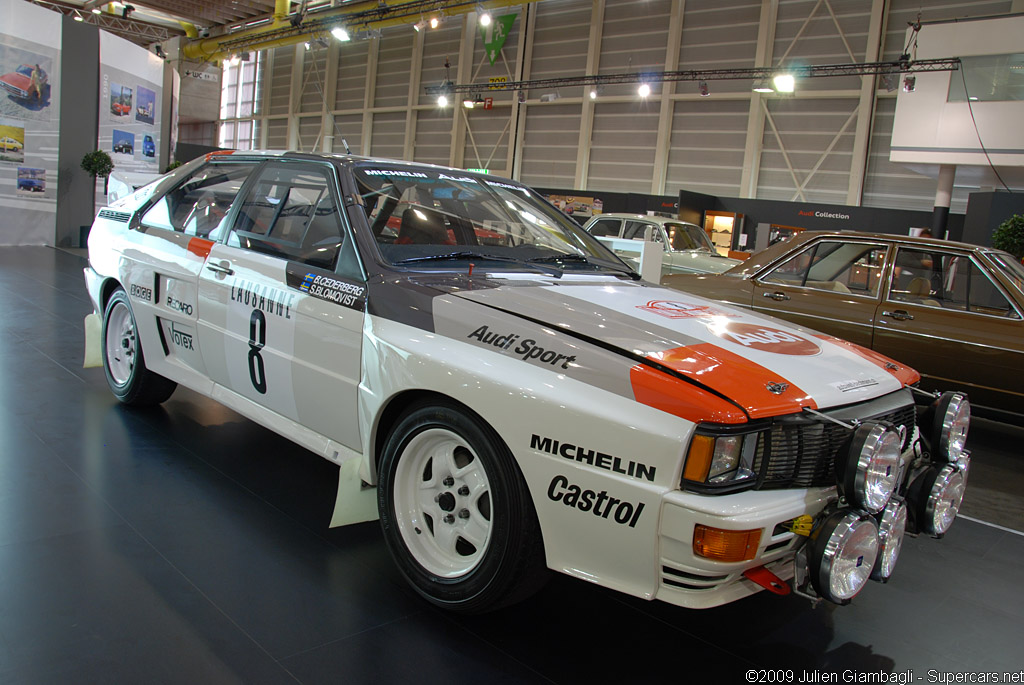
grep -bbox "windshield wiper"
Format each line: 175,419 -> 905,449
530,252 -> 639,279
393,251 -> 563,277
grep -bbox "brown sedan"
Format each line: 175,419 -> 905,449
663,231 -> 1024,417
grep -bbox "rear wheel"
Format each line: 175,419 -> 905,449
101,289 -> 176,406
378,402 -> 546,613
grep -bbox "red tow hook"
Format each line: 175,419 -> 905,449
743,566 -> 791,595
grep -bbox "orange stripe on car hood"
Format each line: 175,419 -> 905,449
811,334 -> 921,386
633,343 -> 817,421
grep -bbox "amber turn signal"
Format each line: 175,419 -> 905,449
693,524 -> 762,562
683,434 -> 715,482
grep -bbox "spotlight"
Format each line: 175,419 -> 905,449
902,75 -> 916,92
437,94 -> 449,107
773,73 -> 795,93
638,83 -> 651,98
589,88 -> 597,100
430,16 -> 440,29
698,80 -> 709,97
122,4 -> 134,19
331,26 -> 350,41
478,6 -> 492,26
73,12 -> 84,21
753,79 -> 774,93
463,98 -> 475,109
517,90 -> 525,103
227,54 -> 240,67
413,19 -> 426,32
304,41 -> 311,50
91,7 -> 101,14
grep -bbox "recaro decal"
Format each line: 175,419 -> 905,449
531,434 -> 656,482
547,475 -> 645,528
708,322 -> 821,356
467,325 -> 576,370
166,295 -> 193,316
637,300 -> 735,320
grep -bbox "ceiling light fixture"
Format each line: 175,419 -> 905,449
331,26 -> 350,41
698,80 -> 709,96
903,75 -> 916,92
73,12 -> 84,21
589,88 -> 597,100
413,19 -> 426,32
773,73 -> 795,93
638,83 -> 651,97
91,7 -> 102,14
437,94 -> 449,107
478,5 -> 492,26
753,79 -> 774,93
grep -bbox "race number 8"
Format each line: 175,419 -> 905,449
248,309 -> 267,394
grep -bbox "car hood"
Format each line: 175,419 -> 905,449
423,274 -> 917,422
671,251 -> 741,273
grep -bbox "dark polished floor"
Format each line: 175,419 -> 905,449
2,246 -> 1022,683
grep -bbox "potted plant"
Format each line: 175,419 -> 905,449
81,149 -> 115,180
992,214 -> 1024,261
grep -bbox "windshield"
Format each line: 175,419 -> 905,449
989,251 -> 1024,294
666,223 -> 715,252
354,164 -> 630,274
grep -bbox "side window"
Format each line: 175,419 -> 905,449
763,241 -> 887,296
139,162 -> 254,238
623,221 -> 654,240
228,164 -> 350,271
588,218 -> 622,237
892,251 -> 1017,317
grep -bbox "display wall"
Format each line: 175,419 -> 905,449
0,0 -> 61,245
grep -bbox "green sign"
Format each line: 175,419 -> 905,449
480,13 -> 516,66
467,168 -> 489,174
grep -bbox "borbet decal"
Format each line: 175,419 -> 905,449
230,279 -> 295,319
710,322 -> 820,356
637,300 -> 735,320
547,475 -> 645,528
467,325 -> 576,370
530,434 -> 656,482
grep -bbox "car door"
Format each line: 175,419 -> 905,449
126,159 -> 257,386
196,160 -> 366,452
750,238 -> 889,347
873,246 -> 1024,410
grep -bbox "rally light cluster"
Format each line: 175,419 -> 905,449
685,391 -> 971,606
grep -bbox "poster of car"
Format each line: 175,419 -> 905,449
135,85 -> 155,125
112,129 -> 134,156
0,41 -> 51,120
0,121 -> 25,163
16,166 -> 44,195
110,83 -> 132,117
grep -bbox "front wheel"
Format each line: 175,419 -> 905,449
101,289 -> 177,406
378,402 -> 546,613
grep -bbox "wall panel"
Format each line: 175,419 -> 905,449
667,99 -> 748,196
267,46 -> 292,116
335,42 -> 370,110
519,103 -> 581,188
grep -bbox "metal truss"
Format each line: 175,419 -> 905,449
425,58 -> 962,95
25,0 -> 183,45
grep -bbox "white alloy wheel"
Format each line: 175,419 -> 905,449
104,299 -> 137,387
392,427 -> 492,578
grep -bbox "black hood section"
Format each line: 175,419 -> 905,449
365,272 -> 506,334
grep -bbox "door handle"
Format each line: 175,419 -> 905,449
206,261 -> 234,276
882,310 -> 914,321
763,291 -> 790,301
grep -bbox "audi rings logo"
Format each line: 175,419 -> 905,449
711,322 -> 821,356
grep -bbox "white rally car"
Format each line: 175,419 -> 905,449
84,151 -> 970,612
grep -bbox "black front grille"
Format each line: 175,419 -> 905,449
753,403 -> 916,490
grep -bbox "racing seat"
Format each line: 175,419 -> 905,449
396,207 -> 453,245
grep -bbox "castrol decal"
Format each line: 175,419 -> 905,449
709,322 -> 821,356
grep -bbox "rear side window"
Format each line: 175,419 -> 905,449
762,241 -> 887,296
890,249 -> 1019,318
587,218 -> 622,238
139,162 -> 254,238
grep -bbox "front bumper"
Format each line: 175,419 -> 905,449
656,486 -> 832,609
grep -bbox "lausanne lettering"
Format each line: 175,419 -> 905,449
531,434 -> 656,482
231,280 -> 294,319
547,475 -> 645,527
468,325 -> 576,369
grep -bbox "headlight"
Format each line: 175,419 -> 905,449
807,510 -> 879,604
837,422 -> 901,514
929,392 -> 970,462
682,429 -> 760,491
907,464 -> 966,537
870,499 -> 907,582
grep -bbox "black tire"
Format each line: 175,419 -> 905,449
378,401 -> 547,613
101,288 -> 177,406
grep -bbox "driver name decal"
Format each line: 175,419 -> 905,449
710,322 -> 820,356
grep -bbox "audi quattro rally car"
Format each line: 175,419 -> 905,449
83,151 -> 971,613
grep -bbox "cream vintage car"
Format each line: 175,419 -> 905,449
84,151 -> 969,612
